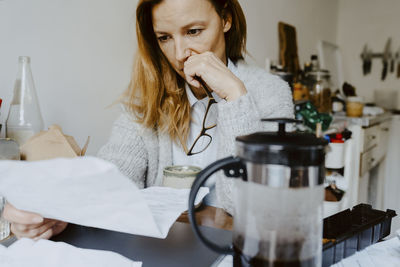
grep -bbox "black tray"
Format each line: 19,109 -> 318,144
322,204 -> 397,267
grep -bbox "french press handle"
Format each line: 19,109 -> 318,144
188,156 -> 246,255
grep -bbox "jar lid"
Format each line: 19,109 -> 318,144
236,119 -> 328,166
307,70 -> 330,80
163,165 -> 201,178
347,96 -> 363,103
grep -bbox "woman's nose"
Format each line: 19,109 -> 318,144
175,38 -> 190,62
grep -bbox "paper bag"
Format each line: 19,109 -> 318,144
20,125 -> 90,161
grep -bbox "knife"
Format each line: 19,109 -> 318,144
361,44 -> 372,75
396,48 -> 400,78
382,61 -> 388,80
381,38 -> 392,81
397,62 -> 400,78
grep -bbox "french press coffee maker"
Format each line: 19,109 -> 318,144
188,119 -> 328,267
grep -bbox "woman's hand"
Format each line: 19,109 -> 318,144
183,51 -> 247,101
2,203 -> 68,240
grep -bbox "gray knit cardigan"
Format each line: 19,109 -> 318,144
97,59 -> 294,214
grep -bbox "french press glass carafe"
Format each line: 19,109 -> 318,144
188,119 -> 328,267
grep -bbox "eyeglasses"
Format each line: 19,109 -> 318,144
182,78 -> 217,156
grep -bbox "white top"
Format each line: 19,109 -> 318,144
172,83 -> 223,206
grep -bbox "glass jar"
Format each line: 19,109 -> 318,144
307,70 -> 332,113
346,96 -> 364,117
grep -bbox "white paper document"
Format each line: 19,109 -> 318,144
0,238 -> 141,267
215,237 -> 400,267
140,186 -> 207,237
0,157 -> 208,239
332,237 -> 400,267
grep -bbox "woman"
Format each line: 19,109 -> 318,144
3,0 -> 293,239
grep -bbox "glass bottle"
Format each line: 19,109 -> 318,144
6,56 -> 44,146
310,54 -> 320,71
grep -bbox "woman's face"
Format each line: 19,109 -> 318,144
152,0 -> 231,79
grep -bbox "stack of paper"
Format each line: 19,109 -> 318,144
331,237 -> 400,267
0,156 -> 208,239
0,238 -> 141,267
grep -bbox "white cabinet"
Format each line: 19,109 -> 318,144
360,145 -> 378,177
324,113 -> 393,217
360,124 -> 379,154
376,120 -> 391,162
359,121 -> 390,177
346,114 -> 392,210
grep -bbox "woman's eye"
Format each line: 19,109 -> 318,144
187,29 -> 202,36
157,35 -> 170,42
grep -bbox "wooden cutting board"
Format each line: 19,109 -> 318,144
278,21 -> 300,76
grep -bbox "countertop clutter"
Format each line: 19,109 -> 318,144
1,114 -> 399,267
333,111 -> 391,128
287,38 -> 400,265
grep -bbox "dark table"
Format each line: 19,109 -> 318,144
52,221 -> 232,267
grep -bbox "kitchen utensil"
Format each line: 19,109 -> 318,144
360,38 -> 394,80
381,38 -> 391,80
307,70 -> 332,113
396,48 -> 400,78
188,118 -> 328,267
278,22 -> 300,78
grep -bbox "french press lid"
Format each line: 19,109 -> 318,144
236,118 -> 328,166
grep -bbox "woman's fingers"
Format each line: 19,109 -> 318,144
3,203 -> 66,239
3,203 -> 43,224
183,51 -> 246,101
184,52 -> 224,81
52,221 -> 68,236
187,75 -> 202,88
33,227 -> 54,241
184,53 -> 224,91
10,221 -> 43,232
11,219 -> 57,239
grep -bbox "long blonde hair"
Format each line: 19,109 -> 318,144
124,0 -> 247,144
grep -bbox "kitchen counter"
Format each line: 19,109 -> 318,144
333,112 -> 392,127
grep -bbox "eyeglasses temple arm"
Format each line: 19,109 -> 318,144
194,76 -> 214,99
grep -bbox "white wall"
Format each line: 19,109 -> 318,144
0,0 -> 339,155
337,0 -> 400,102
0,0 -> 137,154
240,0 -> 339,68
